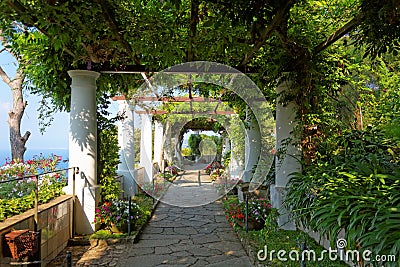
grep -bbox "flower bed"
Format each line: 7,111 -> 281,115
223,195 -> 277,230
0,155 -> 66,221
204,161 -> 222,175
222,195 -> 348,266
92,194 -> 153,237
94,199 -> 143,232
165,165 -> 178,175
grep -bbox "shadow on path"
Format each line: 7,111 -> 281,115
118,201 -> 253,267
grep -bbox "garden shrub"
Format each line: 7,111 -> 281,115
92,194 -> 153,236
97,126 -> 121,202
286,127 -> 400,266
94,200 -> 143,230
223,195 -> 277,229
0,155 -> 66,221
97,93 -> 122,202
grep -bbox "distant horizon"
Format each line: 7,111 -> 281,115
0,147 -> 69,150
0,148 -> 69,166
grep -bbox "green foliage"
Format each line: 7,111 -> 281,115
286,127 -> 400,266
94,200 -> 142,230
90,229 -> 128,240
206,134 -> 222,156
0,155 -> 66,221
181,147 -> 191,157
97,126 -> 121,202
223,195 -> 277,229
132,194 -> 153,229
222,149 -> 231,167
97,93 -> 122,202
222,196 -> 347,266
2,0 -> 397,131
245,229 -> 349,266
355,0 -> 400,57
188,133 -> 202,156
91,194 -> 153,237
360,56 -> 400,142
2,0 -> 398,156
155,172 -> 175,183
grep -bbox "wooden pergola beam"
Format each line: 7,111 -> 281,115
95,0 -> 141,65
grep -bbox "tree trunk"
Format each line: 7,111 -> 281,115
0,67 -> 30,161
0,31 -> 30,161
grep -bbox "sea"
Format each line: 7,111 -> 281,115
0,148 -> 69,169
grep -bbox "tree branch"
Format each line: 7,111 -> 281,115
5,0 -> 76,58
239,0 -> 296,67
13,68 -> 25,83
0,66 -> 12,85
187,0 -> 199,62
0,29 -> 18,58
21,131 -> 31,143
312,13 -> 363,55
80,43 -> 100,63
95,0 -> 140,65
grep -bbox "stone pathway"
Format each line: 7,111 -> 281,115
117,201 -> 253,267
161,169 -> 222,207
50,165 -> 252,266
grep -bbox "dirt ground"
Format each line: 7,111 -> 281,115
46,238 -> 90,267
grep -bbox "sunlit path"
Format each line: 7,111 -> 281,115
118,201 -> 253,267
116,163 -> 253,266
160,164 -> 224,207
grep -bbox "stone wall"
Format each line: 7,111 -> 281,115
0,195 -> 73,266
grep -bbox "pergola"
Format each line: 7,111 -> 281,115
0,0 -> 347,234
112,93 -> 236,189
61,63 -> 301,237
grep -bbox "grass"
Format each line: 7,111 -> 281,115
241,229 -> 349,266
90,229 -> 129,239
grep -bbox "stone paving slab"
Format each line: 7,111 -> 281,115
65,166 -> 253,267
117,201 -> 253,267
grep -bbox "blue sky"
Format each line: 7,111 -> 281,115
0,49 -> 70,150
0,46 -> 132,153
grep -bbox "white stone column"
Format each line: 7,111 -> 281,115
243,117 -> 261,182
163,121 -> 173,164
67,70 -> 100,234
153,120 -> 164,172
117,100 -> 137,197
139,113 -> 153,182
229,140 -> 243,180
270,77 -> 301,230
221,134 -> 230,164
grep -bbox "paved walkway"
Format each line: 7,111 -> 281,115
118,201 -> 253,266
161,169 -> 222,207
68,164 -> 252,266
